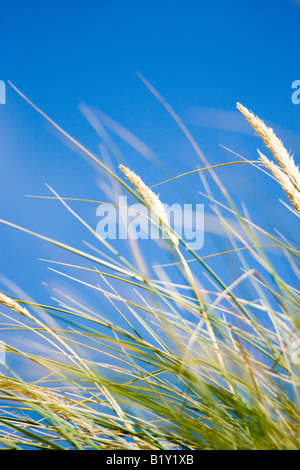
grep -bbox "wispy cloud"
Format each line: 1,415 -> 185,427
282,0 -> 300,5
185,106 -> 300,154
186,106 -> 253,135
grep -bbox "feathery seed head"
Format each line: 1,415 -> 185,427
0,292 -> 30,317
237,103 -> 300,190
119,164 -> 179,247
257,150 -> 300,214
237,103 -> 300,213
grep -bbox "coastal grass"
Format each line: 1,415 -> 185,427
0,82 -> 299,450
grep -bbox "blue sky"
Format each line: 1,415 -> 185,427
0,0 -> 299,309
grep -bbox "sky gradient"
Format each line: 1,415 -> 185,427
0,0 -> 299,308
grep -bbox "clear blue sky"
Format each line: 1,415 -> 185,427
0,0 -> 299,308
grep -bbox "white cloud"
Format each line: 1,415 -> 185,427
186,106 -> 254,135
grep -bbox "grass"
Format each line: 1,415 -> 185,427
0,79 -> 299,450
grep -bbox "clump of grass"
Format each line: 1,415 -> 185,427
0,83 -> 299,450
0,375 -> 95,434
